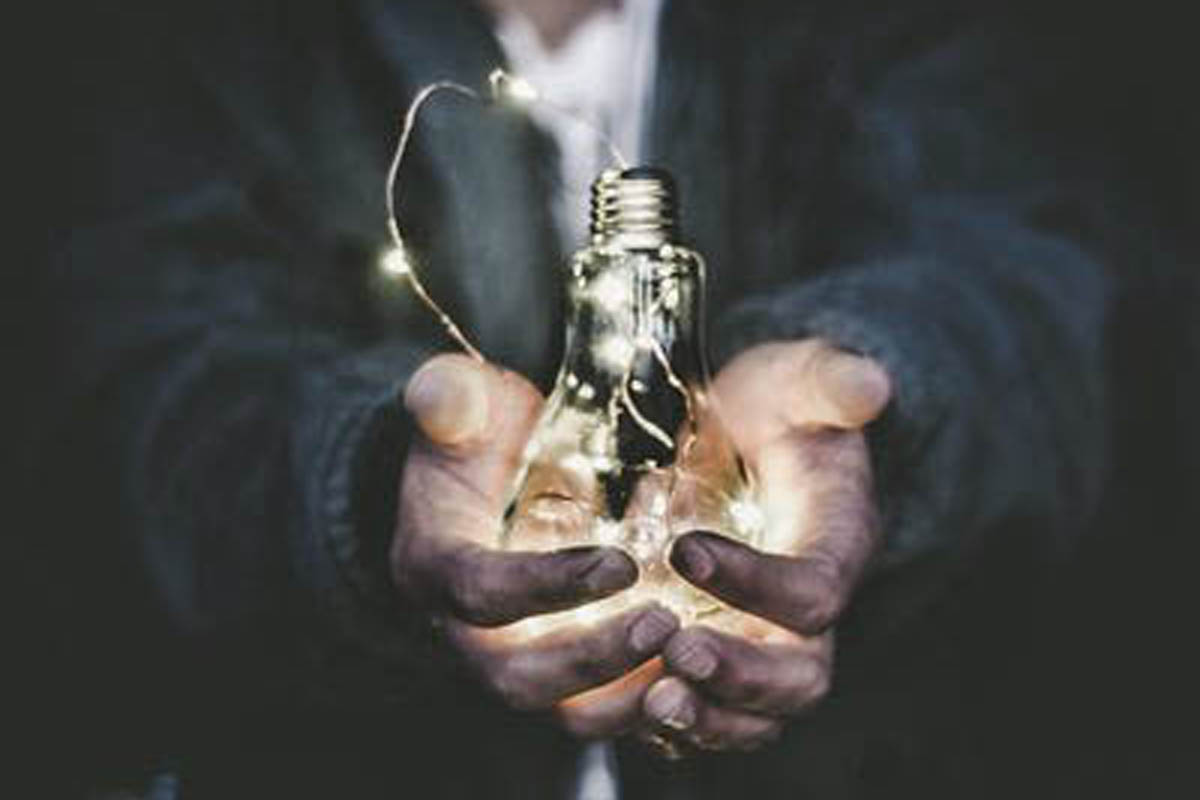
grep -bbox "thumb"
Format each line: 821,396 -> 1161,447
791,343 -> 891,429
714,341 -> 891,453
402,354 -> 544,521
404,354 -> 544,454
405,354 -> 493,448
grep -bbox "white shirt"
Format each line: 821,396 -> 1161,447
493,0 -> 665,250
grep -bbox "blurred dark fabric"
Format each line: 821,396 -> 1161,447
9,1 -> 1197,798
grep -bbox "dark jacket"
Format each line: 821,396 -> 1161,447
17,1 -> 1197,797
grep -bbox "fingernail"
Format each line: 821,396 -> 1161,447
646,681 -> 695,730
629,606 -> 680,655
405,358 -> 489,445
673,642 -> 718,681
670,534 -> 716,583
577,549 -> 637,594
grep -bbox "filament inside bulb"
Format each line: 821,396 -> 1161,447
500,170 -> 765,624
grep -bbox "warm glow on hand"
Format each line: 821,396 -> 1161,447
631,338 -> 890,754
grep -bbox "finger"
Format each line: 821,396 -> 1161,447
662,626 -> 831,716
794,343 -> 891,429
643,677 -> 783,753
669,423 -> 879,634
418,544 -> 639,627
397,354 -> 545,559
394,355 -> 560,600
450,603 -> 679,711
670,531 -> 848,635
405,354 -> 493,447
713,341 -> 890,448
405,352 -> 543,464
556,658 -> 664,739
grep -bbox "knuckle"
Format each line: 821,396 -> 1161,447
798,592 -> 840,633
688,730 -> 725,752
792,561 -> 844,633
554,705 -> 609,740
576,631 -> 629,681
519,556 -> 565,606
488,655 -> 540,711
791,660 -> 831,711
664,630 -> 715,675
714,655 -> 748,692
663,636 -> 724,690
737,722 -> 783,752
555,707 -> 593,739
726,660 -> 770,706
449,557 -> 514,625
571,648 -> 613,686
448,569 -> 487,620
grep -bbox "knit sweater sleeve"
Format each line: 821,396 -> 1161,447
713,23 -> 1112,644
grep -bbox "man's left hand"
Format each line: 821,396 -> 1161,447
642,339 -> 891,753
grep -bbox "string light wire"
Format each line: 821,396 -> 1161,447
384,80 -> 485,361
383,69 -> 629,363
489,69 -> 629,172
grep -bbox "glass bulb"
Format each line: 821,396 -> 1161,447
500,168 -> 763,626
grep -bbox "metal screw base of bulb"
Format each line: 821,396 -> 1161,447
591,168 -> 678,250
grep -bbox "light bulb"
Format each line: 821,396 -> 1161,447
500,167 -> 764,625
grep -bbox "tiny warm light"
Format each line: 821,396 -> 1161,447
488,68 -> 540,105
384,69 -> 629,363
379,245 -> 412,278
589,269 -> 631,313
506,76 -> 541,104
561,452 -> 594,476
728,498 -> 766,538
593,519 -> 623,545
593,334 -> 637,373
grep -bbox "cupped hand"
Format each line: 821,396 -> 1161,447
391,354 -> 680,717
641,339 -> 891,753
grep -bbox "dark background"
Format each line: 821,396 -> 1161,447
8,2 -> 1198,797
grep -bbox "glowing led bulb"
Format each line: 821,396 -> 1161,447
588,268 -> 631,313
500,168 -> 764,623
728,498 -> 766,538
593,334 -> 637,373
379,245 -> 411,278
380,72 -> 753,624
489,69 -> 540,105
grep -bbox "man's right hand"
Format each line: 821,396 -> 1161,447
391,354 -> 680,719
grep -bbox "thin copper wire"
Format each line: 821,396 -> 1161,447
385,71 -> 630,364
386,81 -> 485,361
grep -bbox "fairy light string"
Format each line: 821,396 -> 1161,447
383,69 -> 688,454
382,69 -> 628,364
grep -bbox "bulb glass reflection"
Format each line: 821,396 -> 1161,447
500,169 -> 763,626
